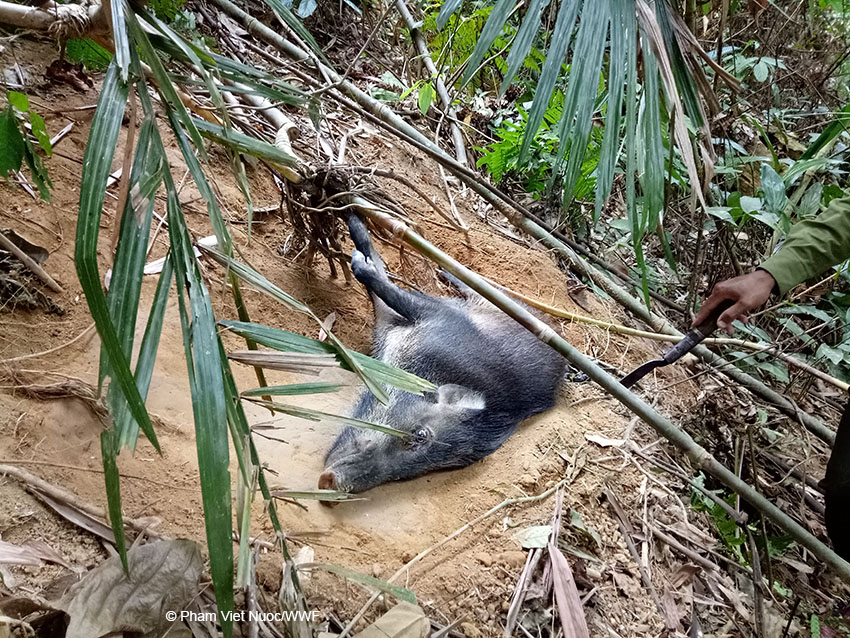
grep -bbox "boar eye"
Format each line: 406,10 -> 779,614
409,427 -> 431,447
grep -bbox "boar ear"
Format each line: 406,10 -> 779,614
435,384 -> 486,411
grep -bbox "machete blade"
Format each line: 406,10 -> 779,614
619,358 -> 665,389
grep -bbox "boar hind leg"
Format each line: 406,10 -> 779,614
351,250 -> 441,322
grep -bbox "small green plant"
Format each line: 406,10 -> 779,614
691,473 -> 796,565
0,91 -> 52,200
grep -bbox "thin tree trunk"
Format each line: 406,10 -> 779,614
395,0 -> 468,166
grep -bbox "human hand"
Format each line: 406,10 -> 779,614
692,270 -> 776,335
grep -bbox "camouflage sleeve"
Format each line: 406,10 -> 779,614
759,194 -> 850,296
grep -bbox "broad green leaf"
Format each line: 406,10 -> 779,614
75,61 -> 159,453
778,305 -> 835,325
798,183 -> 823,219
417,83 -> 434,115
241,382 -> 343,397
753,60 -> 769,82
740,196 -> 763,213
29,111 -> 51,155
8,91 -> 28,112
754,359 -> 789,383
0,106 -> 25,177
462,0 -> 515,86
816,343 -> 845,366
760,164 -> 788,216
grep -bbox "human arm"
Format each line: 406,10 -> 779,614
693,195 -> 850,334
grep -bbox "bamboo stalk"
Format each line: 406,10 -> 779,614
350,196 -> 850,581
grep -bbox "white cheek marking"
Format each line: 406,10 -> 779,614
381,325 -> 413,366
454,392 -> 486,411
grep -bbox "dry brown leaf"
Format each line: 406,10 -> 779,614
549,543 -> 590,638
353,601 -> 429,638
670,564 -> 702,589
31,489 -> 115,543
58,539 -> 202,638
0,540 -> 43,566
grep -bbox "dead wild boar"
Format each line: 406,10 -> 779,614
318,215 -> 573,494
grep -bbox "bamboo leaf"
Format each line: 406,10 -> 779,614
203,248 -> 392,403
519,0 -> 580,164
262,0 -> 328,64
437,0 -> 463,30
241,382 -> 344,397
297,562 -> 417,603
130,13 -> 206,159
245,398 -> 408,437
101,430 -> 128,573
110,0 -> 131,81
119,255 -> 173,449
553,0 -> 610,200
191,117 -> 299,167
162,156 -> 233,636
219,321 -> 435,394
462,0 -> 515,86
75,61 -> 160,453
500,0 -> 548,96
639,31 -> 665,232
101,109 -> 163,448
594,0 -> 627,220
799,103 -> 850,161
272,489 -> 366,502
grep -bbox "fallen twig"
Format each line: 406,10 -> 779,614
0,322 -> 96,364
0,230 -> 63,293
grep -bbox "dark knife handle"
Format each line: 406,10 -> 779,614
662,299 -> 735,365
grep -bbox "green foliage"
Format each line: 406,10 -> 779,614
691,473 -> 797,565
150,0 -> 186,20
66,38 -> 114,70
0,91 -> 52,200
476,93 -> 563,195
